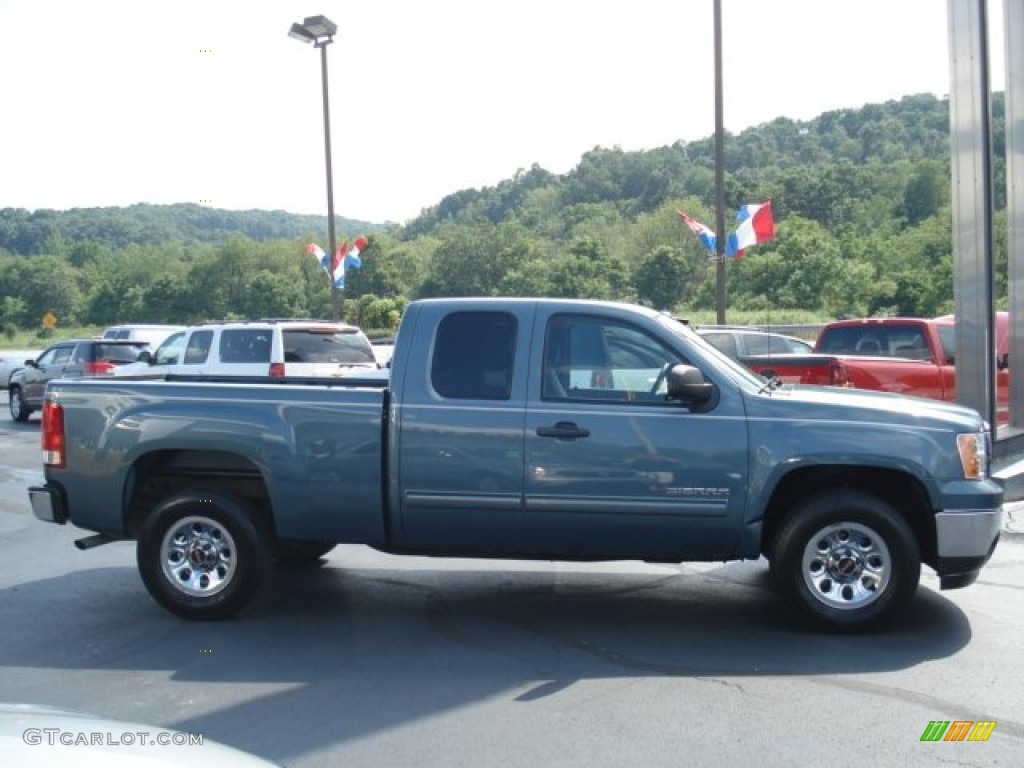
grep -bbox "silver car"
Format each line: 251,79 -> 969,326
0,349 -> 41,390
8,339 -> 148,421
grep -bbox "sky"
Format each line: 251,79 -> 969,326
0,0 -> 1008,225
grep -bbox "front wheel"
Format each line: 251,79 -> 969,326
137,488 -> 270,620
770,490 -> 920,632
9,386 -> 30,422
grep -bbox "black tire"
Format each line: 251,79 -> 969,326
9,385 -> 31,422
274,540 -> 335,565
770,490 -> 921,632
137,488 -> 270,620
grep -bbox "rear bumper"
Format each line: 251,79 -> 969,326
932,506 -> 1002,589
28,485 -> 68,525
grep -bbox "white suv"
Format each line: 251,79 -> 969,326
117,320 -> 379,378
100,324 -> 187,350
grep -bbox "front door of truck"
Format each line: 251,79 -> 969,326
523,311 -> 748,561
393,308 -> 527,553
23,343 -> 75,405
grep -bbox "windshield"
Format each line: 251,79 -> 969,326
655,314 -> 775,391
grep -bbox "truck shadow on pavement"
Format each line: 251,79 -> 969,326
0,552 -> 974,763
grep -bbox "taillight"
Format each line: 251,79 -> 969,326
269,362 -> 285,378
829,360 -> 850,387
83,361 -> 115,375
42,400 -> 65,468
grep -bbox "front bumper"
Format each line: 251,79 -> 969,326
933,506 -> 1002,589
28,485 -> 68,525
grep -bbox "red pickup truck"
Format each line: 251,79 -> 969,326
743,313 -> 1009,421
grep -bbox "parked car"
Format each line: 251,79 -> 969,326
696,327 -> 814,360
8,339 -> 148,421
0,349 -> 41,390
114,320 -> 379,379
100,323 -> 187,350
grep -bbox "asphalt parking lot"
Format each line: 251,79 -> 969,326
0,390 -> 1022,767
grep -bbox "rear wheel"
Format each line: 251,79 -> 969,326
770,490 -> 920,632
137,488 -> 270,620
9,386 -> 30,422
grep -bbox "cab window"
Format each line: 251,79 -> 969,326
50,346 -> 74,365
184,331 -> 214,365
543,314 -> 681,402
431,311 -> 517,400
153,332 -> 186,366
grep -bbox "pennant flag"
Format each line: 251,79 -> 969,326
330,235 -> 368,289
676,210 -> 717,253
331,239 -> 349,277
308,237 -> 367,289
726,200 -> 775,258
306,242 -> 331,272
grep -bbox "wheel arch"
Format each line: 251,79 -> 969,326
760,465 -> 936,563
124,449 -> 274,539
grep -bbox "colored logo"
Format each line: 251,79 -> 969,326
920,720 -> 997,742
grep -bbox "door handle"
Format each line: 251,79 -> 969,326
536,421 -> 590,439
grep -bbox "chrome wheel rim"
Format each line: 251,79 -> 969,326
801,522 -> 891,610
10,390 -> 20,417
160,515 -> 237,597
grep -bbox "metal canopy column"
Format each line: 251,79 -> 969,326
948,0 -> 996,429
1006,0 -> 1024,432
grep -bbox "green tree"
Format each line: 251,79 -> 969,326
902,160 -> 949,225
634,245 -> 692,311
239,270 -> 306,319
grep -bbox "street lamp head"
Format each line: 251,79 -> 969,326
302,15 -> 337,37
287,22 -> 316,43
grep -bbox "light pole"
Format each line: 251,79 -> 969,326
713,0 -> 726,324
289,14 -> 341,321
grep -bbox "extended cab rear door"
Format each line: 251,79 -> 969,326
390,303 -> 529,553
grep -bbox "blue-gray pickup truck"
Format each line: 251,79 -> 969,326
28,298 -> 1003,631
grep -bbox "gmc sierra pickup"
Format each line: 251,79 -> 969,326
28,298 -> 1003,632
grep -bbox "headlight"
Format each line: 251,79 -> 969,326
957,432 -> 989,480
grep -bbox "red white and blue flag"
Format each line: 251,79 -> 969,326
676,210 -> 717,253
726,200 -> 775,258
331,236 -> 367,289
307,236 -> 367,288
306,242 -> 332,272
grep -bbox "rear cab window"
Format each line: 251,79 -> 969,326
431,312 -> 517,400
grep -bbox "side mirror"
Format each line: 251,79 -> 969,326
137,350 -> 153,364
25,358 -> 37,368
666,364 -> 715,405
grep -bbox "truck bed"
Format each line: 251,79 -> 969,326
49,378 -> 389,543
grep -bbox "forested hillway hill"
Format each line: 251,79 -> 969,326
0,93 -> 1012,331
